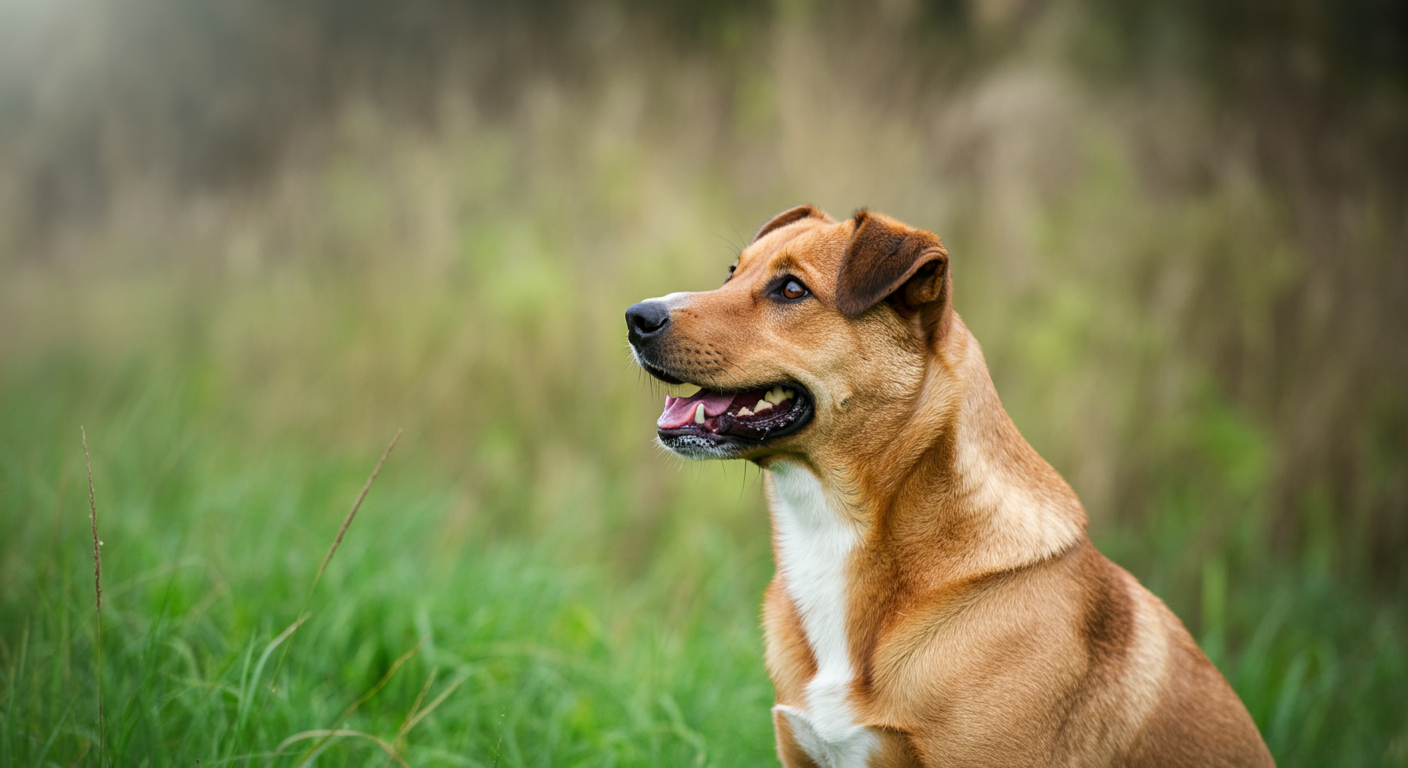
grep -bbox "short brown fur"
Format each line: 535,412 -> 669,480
632,208 -> 1273,767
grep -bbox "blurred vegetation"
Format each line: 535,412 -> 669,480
1,0 -> 1405,765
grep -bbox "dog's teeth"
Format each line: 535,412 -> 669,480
694,403 -> 707,424
763,389 -> 780,405
738,407 -> 754,417
782,388 -> 795,401
755,399 -> 773,412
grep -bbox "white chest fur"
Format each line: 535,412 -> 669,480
768,463 -> 879,767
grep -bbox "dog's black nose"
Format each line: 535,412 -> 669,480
626,301 -> 671,345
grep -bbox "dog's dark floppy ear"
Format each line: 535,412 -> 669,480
751,205 -> 831,244
836,210 -> 950,318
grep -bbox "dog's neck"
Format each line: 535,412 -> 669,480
772,314 -> 1087,585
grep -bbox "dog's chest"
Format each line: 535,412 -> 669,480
768,464 -> 880,767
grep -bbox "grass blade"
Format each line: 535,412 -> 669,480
269,428 -> 401,691
277,729 -> 409,768
314,429 -> 402,590
81,427 -> 104,767
291,634 -> 427,768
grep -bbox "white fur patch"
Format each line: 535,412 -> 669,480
769,463 -> 879,767
648,291 -> 690,307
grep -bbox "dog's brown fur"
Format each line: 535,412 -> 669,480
632,206 -> 1273,767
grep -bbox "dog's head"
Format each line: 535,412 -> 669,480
626,206 -> 958,465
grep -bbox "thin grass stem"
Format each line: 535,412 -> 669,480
291,634 -> 427,768
269,428 -> 401,690
81,426 -> 104,767
277,730 -> 409,768
313,428 -> 402,589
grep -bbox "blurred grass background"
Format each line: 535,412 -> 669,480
1,0 -> 1406,765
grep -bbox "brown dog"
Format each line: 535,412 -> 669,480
625,206 -> 1274,767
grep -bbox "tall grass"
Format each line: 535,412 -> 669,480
1,1 -> 1405,765
81,426 -> 104,765
2,362 -> 780,765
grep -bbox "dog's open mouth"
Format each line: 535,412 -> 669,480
656,383 -> 812,446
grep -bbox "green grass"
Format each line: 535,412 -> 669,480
0,341 -> 780,766
1,14 -> 1406,762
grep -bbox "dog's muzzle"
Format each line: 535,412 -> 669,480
625,298 -> 814,458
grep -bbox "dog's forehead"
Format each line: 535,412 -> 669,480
735,219 -> 849,285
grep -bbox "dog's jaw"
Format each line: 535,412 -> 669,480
653,384 -> 816,460
631,320 -> 819,459
654,432 -> 742,460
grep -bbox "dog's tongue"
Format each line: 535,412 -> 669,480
658,390 -> 737,429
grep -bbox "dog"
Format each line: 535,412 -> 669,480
625,206 -> 1274,767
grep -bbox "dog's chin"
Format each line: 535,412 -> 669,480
651,380 -> 815,461
656,432 -> 755,460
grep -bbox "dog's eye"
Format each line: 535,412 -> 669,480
781,280 -> 807,300
725,264 -> 737,284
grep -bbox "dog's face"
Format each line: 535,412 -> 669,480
627,206 -> 954,465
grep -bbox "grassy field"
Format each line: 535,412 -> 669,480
2,2 -> 1407,766
0,272 -> 786,767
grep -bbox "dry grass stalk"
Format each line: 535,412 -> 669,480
276,730 -> 409,768
380,667 -> 466,766
399,671 -> 464,741
291,634 -> 427,768
269,428 -> 402,691
81,426 -> 104,765
313,428 -> 402,588
390,667 -> 438,761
